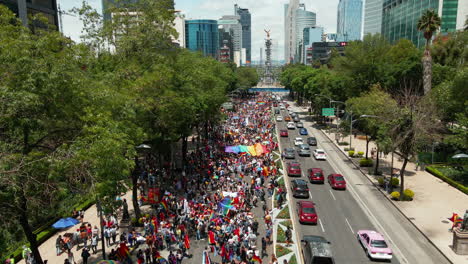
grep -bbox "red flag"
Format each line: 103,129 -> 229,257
252,255 -> 262,263
184,234 -> 191,249
208,230 -> 216,245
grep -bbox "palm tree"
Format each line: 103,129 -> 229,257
417,9 -> 441,95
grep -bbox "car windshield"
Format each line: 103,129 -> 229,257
335,176 -> 344,181
371,240 -> 388,248
302,207 -> 316,214
314,172 -> 323,177
285,148 -> 294,153
316,151 -> 325,154
291,166 -> 301,170
300,145 -> 309,149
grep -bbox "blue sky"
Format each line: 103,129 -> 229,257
60,0 -> 339,61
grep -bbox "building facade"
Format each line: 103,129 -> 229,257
284,0 -> 300,63
234,4 -> 251,64
295,4 -> 316,63
185,19 -> 219,58
218,15 -> 242,65
1,0 -> 58,28
173,12 -> 186,48
303,26 -> 324,64
219,40 -> 231,63
311,41 -> 348,64
102,0 -> 139,22
363,0 -> 383,35
337,0 -> 363,41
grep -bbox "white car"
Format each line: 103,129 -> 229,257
287,122 -> 296,129
276,116 -> 283,122
294,137 -> 304,146
280,105 -> 285,110
313,149 -> 327,160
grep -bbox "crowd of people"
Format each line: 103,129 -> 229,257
13,94 -> 286,264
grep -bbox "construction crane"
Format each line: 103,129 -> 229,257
57,4 -> 76,33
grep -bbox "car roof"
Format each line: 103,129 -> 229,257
360,230 -> 385,240
299,144 -> 309,147
284,147 -> 294,151
311,168 -> 323,172
303,236 -> 333,258
295,137 -> 303,140
315,149 -> 325,152
293,179 -> 307,185
299,201 -> 314,207
330,173 -> 343,177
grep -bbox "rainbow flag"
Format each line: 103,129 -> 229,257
252,255 -> 262,263
209,211 -> 216,221
160,200 -> 168,211
156,255 -> 167,261
239,173 -> 244,179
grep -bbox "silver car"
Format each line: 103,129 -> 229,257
297,144 -> 311,156
296,122 -> 304,128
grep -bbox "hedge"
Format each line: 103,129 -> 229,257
276,245 -> 292,257
277,227 -> 286,243
426,166 -> 468,195
359,158 -> 373,167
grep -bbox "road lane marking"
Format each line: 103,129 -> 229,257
319,218 -> 325,233
320,134 -> 409,264
329,190 -> 336,200
309,191 -> 313,199
345,218 -> 354,234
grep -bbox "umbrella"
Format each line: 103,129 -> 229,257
52,217 -> 79,229
95,261 -> 121,264
452,153 -> 468,159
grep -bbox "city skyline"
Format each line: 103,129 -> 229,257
58,0 -> 340,62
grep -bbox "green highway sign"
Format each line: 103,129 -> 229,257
322,108 -> 335,116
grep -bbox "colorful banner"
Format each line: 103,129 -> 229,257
224,144 -> 270,157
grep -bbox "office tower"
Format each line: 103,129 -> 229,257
363,0 -> 383,35
234,4 -> 251,64
284,0 -> 300,63
185,19 -> 219,58
337,0 -> 363,41
219,40 -> 231,63
102,0 -> 139,21
218,15 -> 242,65
295,4 -> 316,63
303,26 -> 324,64
1,0 -> 58,28
173,12 -> 186,48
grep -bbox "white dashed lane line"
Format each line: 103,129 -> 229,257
319,218 -> 326,233
329,189 -> 337,201
345,218 -> 354,234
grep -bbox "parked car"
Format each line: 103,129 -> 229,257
291,179 -> 309,198
284,116 -> 292,121
287,122 -> 296,129
297,201 -> 317,225
296,122 -> 304,128
297,144 -> 311,156
280,129 -> 289,137
283,148 -> 296,159
313,149 -> 327,160
293,116 -> 300,122
299,128 -> 308,135
328,174 -> 346,190
287,161 -> 302,177
308,168 -> 324,183
307,137 -> 317,146
357,230 -> 393,260
276,116 -> 283,122
294,137 -> 304,146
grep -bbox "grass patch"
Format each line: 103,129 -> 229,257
277,205 -> 290,219
280,220 -> 293,229
277,226 -> 286,243
276,160 -> 283,170
289,254 -> 298,264
277,177 -> 285,186
276,245 -> 292,258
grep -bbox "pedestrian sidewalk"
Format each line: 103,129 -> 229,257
315,115 -> 468,264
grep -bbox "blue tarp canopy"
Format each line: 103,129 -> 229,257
52,217 -> 79,229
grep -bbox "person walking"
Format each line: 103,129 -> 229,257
261,237 -> 267,258
91,235 -> 98,254
81,248 -> 90,264
56,235 -> 63,256
285,226 -> 292,247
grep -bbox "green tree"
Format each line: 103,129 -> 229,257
417,9 -> 441,95
236,67 -> 259,89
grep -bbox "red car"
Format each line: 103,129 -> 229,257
297,201 -> 317,224
328,174 -> 347,190
308,168 -> 324,184
280,129 -> 289,137
287,161 -> 302,177
273,102 -> 278,107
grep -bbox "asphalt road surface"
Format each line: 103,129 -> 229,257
275,104 -> 451,264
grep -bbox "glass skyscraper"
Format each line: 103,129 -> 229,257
295,5 -> 316,62
381,0 -> 439,47
1,0 -> 58,29
337,0 -> 363,41
363,0 -> 383,35
185,20 -> 219,58
303,26 -> 323,64
235,4 -> 251,64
